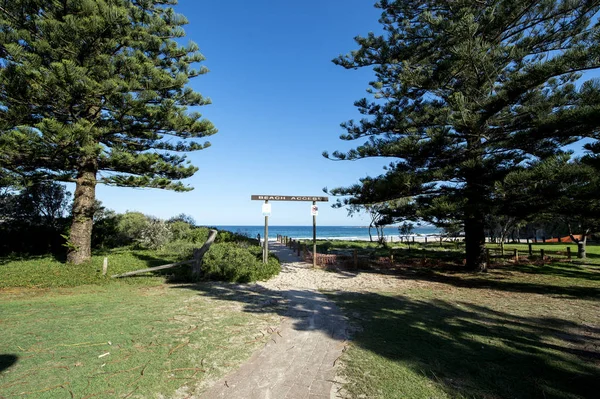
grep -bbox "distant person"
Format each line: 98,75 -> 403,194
257,233 -> 261,246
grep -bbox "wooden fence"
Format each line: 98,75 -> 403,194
278,235 -> 576,269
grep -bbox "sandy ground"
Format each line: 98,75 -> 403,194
259,253 -> 427,294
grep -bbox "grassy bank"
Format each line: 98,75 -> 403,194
327,262 -> 600,399
0,248 -> 180,288
0,284 -> 282,398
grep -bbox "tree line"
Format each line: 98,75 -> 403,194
3,1 -> 600,271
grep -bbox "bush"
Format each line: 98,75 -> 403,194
168,221 -> 193,241
201,243 -> 280,283
138,219 -> 172,249
116,212 -> 149,244
215,229 -> 259,246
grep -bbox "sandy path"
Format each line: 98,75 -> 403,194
199,243 -> 353,399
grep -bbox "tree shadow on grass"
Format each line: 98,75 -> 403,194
172,281 -> 599,399
511,262 -> 600,281
0,354 -> 18,373
332,292 -> 600,399
392,266 -> 600,299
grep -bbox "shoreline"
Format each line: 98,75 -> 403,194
265,235 -> 452,243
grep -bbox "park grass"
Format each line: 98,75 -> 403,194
0,283 -> 282,398
0,247 -> 186,288
327,261 -> 600,399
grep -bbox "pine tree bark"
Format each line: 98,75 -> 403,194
465,215 -> 487,271
464,173 -> 487,271
67,165 -> 97,264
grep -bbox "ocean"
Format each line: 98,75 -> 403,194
215,225 -> 441,241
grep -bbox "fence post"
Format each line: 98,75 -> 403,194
389,249 -> 394,264
297,242 -> 301,256
486,248 -> 490,268
353,249 -> 358,269
513,249 -> 518,262
528,243 -> 533,256
440,236 -> 443,247
540,248 -> 545,261
567,246 -> 571,261
102,257 -> 108,276
425,236 -> 428,244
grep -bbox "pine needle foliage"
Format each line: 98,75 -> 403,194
326,0 -> 600,270
0,0 -> 216,263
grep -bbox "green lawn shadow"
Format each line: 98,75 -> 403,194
331,292 -> 600,398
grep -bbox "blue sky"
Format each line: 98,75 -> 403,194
96,0 -> 387,226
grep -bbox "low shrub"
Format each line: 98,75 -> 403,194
215,229 -> 259,246
138,219 -> 172,249
201,242 -> 280,283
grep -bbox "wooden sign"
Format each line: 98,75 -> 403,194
251,195 -> 328,202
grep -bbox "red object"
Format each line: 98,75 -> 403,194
546,235 -> 582,243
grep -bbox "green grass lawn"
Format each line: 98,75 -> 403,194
0,247 -> 186,289
0,283 -> 282,398
327,261 -> 600,399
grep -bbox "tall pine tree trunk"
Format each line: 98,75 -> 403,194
67,165 -> 97,264
465,215 -> 486,271
464,174 -> 487,271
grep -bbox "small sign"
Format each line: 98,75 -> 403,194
311,205 -> 318,216
251,195 -> 329,202
262,203 -> 271,216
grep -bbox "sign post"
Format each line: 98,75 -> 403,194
312,201 -> 317,268
262,201 -> 271,264
251,195 -> 329,266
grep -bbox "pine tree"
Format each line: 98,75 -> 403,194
0,0 -> 216,263
326,0 -> 600,270
501,155 -> 600,258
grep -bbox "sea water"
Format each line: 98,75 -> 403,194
214,225 -> 441,241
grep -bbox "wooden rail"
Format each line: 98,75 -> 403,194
112,229 -> 218,278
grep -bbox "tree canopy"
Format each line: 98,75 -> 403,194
327,0 -> 600,270
0,0 -> 216,263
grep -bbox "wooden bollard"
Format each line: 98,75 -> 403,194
540,248 -> 545,261
425,236 -> 428,244
486,248 -> 490,268
513,249 -> 518,262
567,246 -> 571,261
440,236 -> 443,247
102,257 -> 108,276
528,243 -> 533,256
353,249 -> 358,269
389,249 -> 394,264
297,242 -> 301,256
